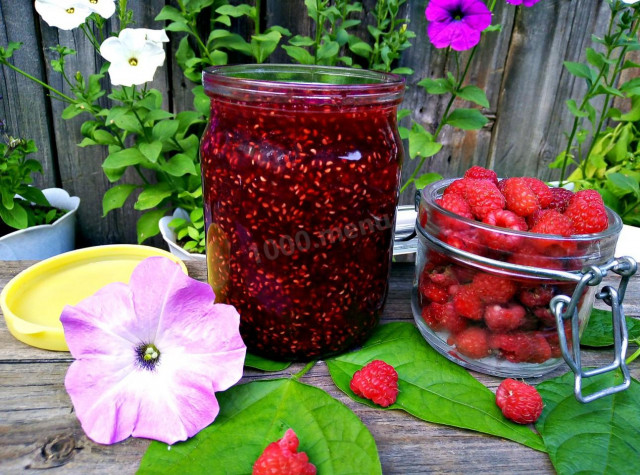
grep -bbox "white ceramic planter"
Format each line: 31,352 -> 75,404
159,209 -> 206,262
0,188 -> 80,260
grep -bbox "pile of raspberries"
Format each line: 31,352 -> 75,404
418,166 -> 610,364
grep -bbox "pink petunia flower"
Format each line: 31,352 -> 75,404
505,0 -> 541,6
426,0 -> 492,51
61,256 -> 246,445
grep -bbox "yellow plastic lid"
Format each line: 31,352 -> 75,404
0,245 -> 188,351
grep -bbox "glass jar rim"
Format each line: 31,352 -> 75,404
202,64 -> 405,106
419,178 -> 624,242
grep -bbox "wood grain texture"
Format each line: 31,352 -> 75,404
1,260 -> 638,474
0,1 -> 638,244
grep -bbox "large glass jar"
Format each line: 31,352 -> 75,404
201,65 -> 405,360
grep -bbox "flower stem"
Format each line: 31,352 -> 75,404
0,60 -> 74,103
626,341 -> 640,365
292,361 -> 317,381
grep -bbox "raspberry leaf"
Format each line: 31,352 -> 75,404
581,309 -> 640,347
326,322 -> 546,452
139,378 -> 381,474
536,371 -> 640,474
244,352 -> 291,371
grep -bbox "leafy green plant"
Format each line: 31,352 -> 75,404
0,122 -> 63,231
552,1 -> 640,225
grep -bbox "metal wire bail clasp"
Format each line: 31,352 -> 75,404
550,256 -> 638,403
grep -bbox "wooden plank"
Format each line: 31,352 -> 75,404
0,260 -> 639,473
488,0 -> 611,180
0,0 -> 57,189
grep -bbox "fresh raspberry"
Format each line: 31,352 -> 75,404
441,229 -> 484,255
490,332 -> 552,363
436,193 -> 474,220
443,178 -> 472,197
547,187 -> 574,212
518,285 -> 554,308
350,360 -> 399,407
533,306 -> 556,327
464,179 -> 505,220
471,272 -> 518,304
453,285 -> 485,320
419,280 -> 449,304
425,265 -> 459,288
564,189 -> 608,234
495,379 -> 544,425
253,429 -> 317,475
502,177 -> 540,217
484,303 -> 526,332
423,301 -> 468,334
451,264 -> 477,284
481,209 -> 527,251
452,327 -> 491,359
509,245 -> 564,271
464,165 -> 499,186
530,209 -> 573,236
496,179 -> 507,193
522,177 -> 553,208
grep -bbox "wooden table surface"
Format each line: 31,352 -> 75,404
1,260 -> 638,474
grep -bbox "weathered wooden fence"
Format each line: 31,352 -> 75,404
0,0 -> 628,246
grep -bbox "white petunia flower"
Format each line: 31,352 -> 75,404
100,29 -> 167,87
136,28 -> 170,46
84,0 -> 116,19
622,0 -> 640,4
34,0 -> 92,30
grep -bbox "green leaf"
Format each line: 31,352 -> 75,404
18,186 -> 49,206
164,153 -> 198,176
139,379 -> 382,474
445,108 -> 488,130
192,86 -> 210,116
417,77 -> 453,95
154,5 -> 184,22
348,39 -> 373,57
536,371 -> 640,474
585,47 -> 605,69
139,141 -> 163,163
102,184 -> 138,216
317,41 -> 340,60
243,353 -> 291,371
566,99 -> 588,118
456,85 -> 490,108
282,45 -> 315,65
215,4 -> 255,18
397,109 -> 411,121
414,173 -> 443,190
485,24 -> 502,32
564,61 -> 594,84
288,35 -> 315,47
251,31 -> 282,63
408,122 -> 442,159
391,67 -> 414,75
581,309 -> 640,347
327,323 -> 546,452
136,209 -> 166,243
102,148 -> 146,169
608,172 -> 640,198
0,201 -> 28,229
152,120 -> 180,142
134,184 -> 172,211
114,112 -> 144,134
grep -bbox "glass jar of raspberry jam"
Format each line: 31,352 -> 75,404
201,65 -> 405,360
413,178 -> 630,383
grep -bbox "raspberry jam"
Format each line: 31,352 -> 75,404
201,65 -> 405,360
413,178 -> 623,377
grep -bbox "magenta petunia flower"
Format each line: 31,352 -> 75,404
426,0 -> 492,51
60,256 -> 246,445
505,0 -> 541,6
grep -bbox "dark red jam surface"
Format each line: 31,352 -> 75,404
201,83 -> 403,359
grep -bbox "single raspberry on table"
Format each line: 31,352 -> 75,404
252,429 -> 317,475
564,189 -> 609,234
547,187 -> 574,212
350,360 -> 399,407
464,179 -> 506,220
495,379 -> 544,424
522,177 -> 553,208
452,327 -> 491,359
464,165 -> 499,186
471,272 -> 518,304
502,177 -> 540,217
484,303 -> 526,332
